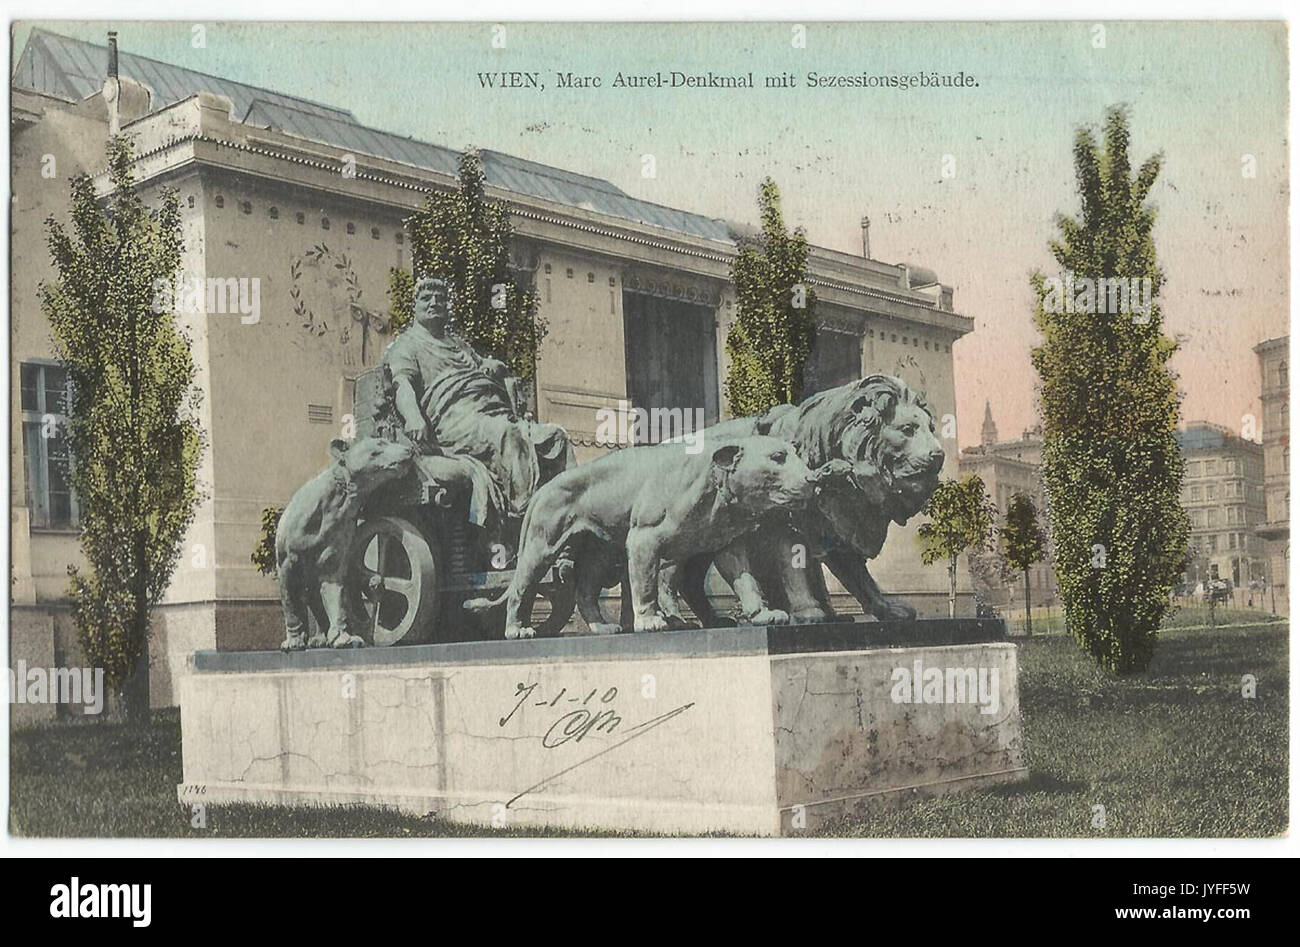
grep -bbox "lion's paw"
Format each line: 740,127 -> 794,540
306,633 -> 329,649
329,633 -> 365,649
873,601 -> 917,622
790,607 -> 835,625
280,632 -> 307,652
505,625 -> 536,640
746,608 -> 790,626
632,614 -> 669,633
588,622 -> 623,636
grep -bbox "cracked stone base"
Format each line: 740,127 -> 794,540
177,621 -> 1025,836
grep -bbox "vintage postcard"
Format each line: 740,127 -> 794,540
4,16 -> 1290,862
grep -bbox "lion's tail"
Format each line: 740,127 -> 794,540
463,589 -> 508,614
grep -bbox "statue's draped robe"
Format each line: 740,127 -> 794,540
382,326 -> 573,526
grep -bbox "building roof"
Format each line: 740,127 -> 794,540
1176,422 -> 1260,453
13,28 -> 357,123
14,28 -> 733,243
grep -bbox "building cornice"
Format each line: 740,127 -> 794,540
85,102 -> 974,335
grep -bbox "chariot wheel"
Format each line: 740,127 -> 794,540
349,515 -> 440,646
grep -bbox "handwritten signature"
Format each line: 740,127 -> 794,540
498,680 -> 695,807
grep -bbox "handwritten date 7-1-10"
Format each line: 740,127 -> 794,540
499,682 -> 623,748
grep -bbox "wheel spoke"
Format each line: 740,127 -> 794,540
384,577 -> 415,598
349,516 -> 437,647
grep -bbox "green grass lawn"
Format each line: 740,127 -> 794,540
1004,603 -> 1284,638
10,621 -> 1288,838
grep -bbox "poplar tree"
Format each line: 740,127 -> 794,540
1031,106 -> 1189,673
403,149 -> 546,380
41,136 -> 204,719
725,177 -> 817,416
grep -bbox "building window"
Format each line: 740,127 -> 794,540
269,206 -> 279,220
240,200 -> 252,215
1279,361 -> 1288,388
297,212 -> 305,225
622,291 -> 719,439
214,195 -> 224,208
806,326 -> 862,395
20,362 -> 78,529
396,232 -> 404,245
346,222 -> 356,235
322,217 -> 331,230
371,227 -> 381,240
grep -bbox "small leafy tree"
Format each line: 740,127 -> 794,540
1000,492 -> 1048,636
918,476 -> 996,618
1031,105 -> 1189,673
41,136 -> 204,720
251,505 -> 284,576
404,149 -> 546,379
725,177 -> 817,417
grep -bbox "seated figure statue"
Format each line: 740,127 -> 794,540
382,276 -> 575,533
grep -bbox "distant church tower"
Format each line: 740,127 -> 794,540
980,400 -> 999,447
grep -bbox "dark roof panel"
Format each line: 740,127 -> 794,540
14,28 -> 357,123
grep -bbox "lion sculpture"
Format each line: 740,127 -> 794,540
668,374 -> 946,626
464,435 -> 851,639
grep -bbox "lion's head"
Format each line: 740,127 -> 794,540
760,374 -> 946,546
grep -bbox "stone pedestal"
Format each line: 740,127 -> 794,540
177,620 -> 1025,836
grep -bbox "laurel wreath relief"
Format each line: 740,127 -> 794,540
289,243 -> 392,363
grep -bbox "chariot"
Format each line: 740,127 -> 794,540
340,365 -> 576,646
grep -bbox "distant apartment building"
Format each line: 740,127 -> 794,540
1252,336 -> 1289,612
958,402 -> 1058,609
1175,422 -> 1268,596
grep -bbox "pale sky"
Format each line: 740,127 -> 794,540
14,20 -> 1290,445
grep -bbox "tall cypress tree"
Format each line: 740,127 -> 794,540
725,177 -> 817,417
1031,106 -> 1189,673
404,149 -> 546,380
41,136 -> 204,719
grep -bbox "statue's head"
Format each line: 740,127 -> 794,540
413,277 -> 451,331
